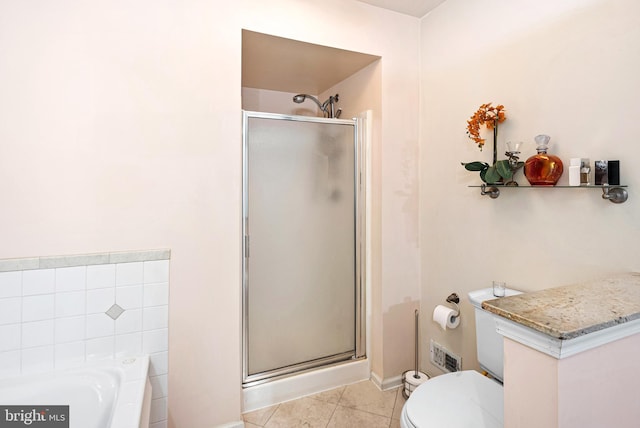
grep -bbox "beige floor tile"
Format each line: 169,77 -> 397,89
327,405 -> 391,428
265,396 -> 337,428
339,380 -> 397,417
243,404 -> 279,426
392,387 -> 407,420
244,423 -> 263,428
308,385 -> 346,404
389,417 -> 401,428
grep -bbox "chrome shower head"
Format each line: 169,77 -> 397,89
292,94 -> 307,103
292,93 -> 324,111
292,93 -> 340,118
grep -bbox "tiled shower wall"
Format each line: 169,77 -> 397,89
0,249 -> 170,428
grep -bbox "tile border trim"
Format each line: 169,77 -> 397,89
0,248 -> 171,272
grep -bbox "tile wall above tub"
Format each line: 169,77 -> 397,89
0,249 -> 170,428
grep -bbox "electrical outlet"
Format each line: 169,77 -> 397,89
430,339 -> 461,373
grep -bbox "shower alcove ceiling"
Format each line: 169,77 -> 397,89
241,29 -> 380,100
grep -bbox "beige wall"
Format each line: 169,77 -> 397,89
3,0 -> 638,425
420,0 -> 640,376
0,1 -> 420,426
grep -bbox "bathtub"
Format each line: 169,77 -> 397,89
0,356 -> 152,428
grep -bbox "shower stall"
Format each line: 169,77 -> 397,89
242,111 -> 366,390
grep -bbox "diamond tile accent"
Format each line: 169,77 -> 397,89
105,303 -> 125,320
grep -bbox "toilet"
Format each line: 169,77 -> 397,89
400,287 -> 522,428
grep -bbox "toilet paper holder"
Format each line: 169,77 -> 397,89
445,293 -> 460,318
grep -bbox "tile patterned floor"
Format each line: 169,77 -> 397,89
243,380 -> 407,428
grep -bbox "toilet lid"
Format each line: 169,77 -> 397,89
404,371 -> 503,428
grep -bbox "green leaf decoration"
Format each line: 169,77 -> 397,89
462,161 -> 489,172
479,168 -> 488,183
484,165 -> 501,184
495,160 -> 512,179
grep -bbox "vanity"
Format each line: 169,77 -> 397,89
482,273 -> 640,428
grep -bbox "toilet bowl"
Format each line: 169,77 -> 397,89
400,371 -> 502,428
400,287 -> 521,428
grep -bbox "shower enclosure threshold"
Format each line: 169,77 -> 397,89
243,351 -> 360,387
242,357 -> 369,413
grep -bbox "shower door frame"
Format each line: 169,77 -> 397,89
242,110 -> 366,387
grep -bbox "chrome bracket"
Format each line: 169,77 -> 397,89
602,186 -> 628,204
446,293 -> 461,317
446,293 -> 460,304
480,184 -> 500,199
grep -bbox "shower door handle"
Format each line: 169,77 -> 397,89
244,216 -> 250,258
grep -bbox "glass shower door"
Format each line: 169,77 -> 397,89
243,111 -> 362,385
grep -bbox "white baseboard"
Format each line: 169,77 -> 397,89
214,421 -> 244,428
370,371 -> 403,391
370,371 -> 383,389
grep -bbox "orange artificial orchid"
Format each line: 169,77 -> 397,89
466,103 -> 506,150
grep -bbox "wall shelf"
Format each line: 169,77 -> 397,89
470,184 -> 629,203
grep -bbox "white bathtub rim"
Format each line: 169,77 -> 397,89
112,355 -> 151,428
0,355 -> 151,428
0,355 -> 149,382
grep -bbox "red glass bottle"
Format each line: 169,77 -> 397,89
524,135 -> 564,186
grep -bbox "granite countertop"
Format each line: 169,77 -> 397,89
482,273 -> 640,340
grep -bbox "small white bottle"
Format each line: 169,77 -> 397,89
569,158 -> 581,186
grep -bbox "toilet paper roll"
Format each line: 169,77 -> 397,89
402,370 -> 429,398
433,305 -> 460,330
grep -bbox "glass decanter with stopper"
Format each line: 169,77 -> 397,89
524,134 -> 564,186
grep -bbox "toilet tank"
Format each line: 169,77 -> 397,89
468,287 -> 522,382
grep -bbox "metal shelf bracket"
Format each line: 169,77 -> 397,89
601,186 -> 628,204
